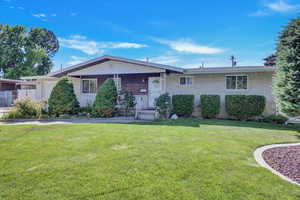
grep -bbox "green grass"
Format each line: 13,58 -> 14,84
0,119 -> 300,200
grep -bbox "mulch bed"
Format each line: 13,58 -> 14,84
262,145 -> 300,184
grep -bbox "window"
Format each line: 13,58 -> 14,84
82,79 -> 97,94
179,77 -> 192,86
113,78 -> 121,91
226,75 -> 248,90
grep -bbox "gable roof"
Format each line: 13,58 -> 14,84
49,55 -> 184,77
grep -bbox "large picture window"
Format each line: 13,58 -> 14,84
82,79 -> 97,94
226,75 -> 247,90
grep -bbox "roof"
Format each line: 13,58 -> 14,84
184,66 -> 275,74
49,55 -> 184,77
0,79 -> 26,84
20,76 -> 57,80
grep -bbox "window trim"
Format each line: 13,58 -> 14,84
178,76 -> 193,86
81,78 -> 97,94
112,77 -> 122,92
225,74 -> 248,90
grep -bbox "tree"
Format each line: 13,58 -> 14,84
263,54 -> 276,66
48,77 -> 79,116
273,16 -> 300,117
92,78 -> 118,117
119,90 -> 136,116
0,24 -> 59,79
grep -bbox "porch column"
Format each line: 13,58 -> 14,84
160,72 -> 167,94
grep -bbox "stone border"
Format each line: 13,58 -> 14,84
254,143 -> 300,186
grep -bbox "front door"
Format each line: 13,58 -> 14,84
148,77 -> 161,108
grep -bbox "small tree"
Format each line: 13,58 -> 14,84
273,16 -> 300,117
92,78 -> 118,117
155,93 -> 172,119
119,90 -> 136,116
48,76 -> 79,116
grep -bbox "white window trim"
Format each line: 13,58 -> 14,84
178,76 -> 193,86
112,77 -> 122,91
81,78 -> 97,95
225,74 -> 249,91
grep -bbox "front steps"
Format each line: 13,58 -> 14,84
135,109 -> 158,121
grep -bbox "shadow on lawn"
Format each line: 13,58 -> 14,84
130,118 -> 300,133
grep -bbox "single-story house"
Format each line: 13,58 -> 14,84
19,55 -> 276,118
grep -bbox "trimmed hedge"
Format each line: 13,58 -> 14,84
200,95 -> 220,119
48,76 -> 79,116
263,114 -> 288,124
225,95 -> 266,120
172,95 -> 194,117
155,93 -> 172,119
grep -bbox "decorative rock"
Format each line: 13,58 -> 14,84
170,114 -> 178,120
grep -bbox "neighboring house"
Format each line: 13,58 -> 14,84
19,55 -> 276,118
0,79 -> 25,107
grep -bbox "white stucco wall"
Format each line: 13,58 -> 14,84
165,72 -> 275,118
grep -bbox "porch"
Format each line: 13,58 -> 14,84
71,72 -> 167,110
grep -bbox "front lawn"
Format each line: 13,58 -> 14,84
0,119 -> 300,200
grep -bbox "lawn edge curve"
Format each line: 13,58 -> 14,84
254,143 -> 300,186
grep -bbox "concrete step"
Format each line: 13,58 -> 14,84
136,110 -> 158,121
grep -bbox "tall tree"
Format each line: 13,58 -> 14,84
273,16 -> 300,117
263,54 -> 276,66
0,24 -> 59,79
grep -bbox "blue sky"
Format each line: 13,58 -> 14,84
1,0 -> 299,71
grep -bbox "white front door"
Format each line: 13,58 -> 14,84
148,77 -> 161,108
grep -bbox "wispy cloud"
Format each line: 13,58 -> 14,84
266,0 -> 298,12
153,38 -> 225,55
59,35 -> 148,55
249,0 -> 299,17
67,56 -> 88,65
70,12 -> 77,16
148,55 -> 180,65
33,13 -> 46,18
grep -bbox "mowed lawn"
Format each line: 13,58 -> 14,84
1,119 -> 300,200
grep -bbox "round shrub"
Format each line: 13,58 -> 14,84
48,76 -> 79,116
119,90 -> 136,116
200,95 -> 220,118
172,95 -> 194,117
155,93 -> 172,119
225,95 -> 266,120
92,78 -> 118,118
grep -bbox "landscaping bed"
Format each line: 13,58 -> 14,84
263,145 -> 300,184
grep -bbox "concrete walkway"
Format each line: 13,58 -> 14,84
0,117 -> 144,125
254,143 -> 300,186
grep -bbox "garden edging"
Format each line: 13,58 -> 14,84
254,143 -> 300,186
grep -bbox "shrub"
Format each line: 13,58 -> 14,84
225,95 -> 266,120
92,78 -> 118,117
48,77 -> 79,116
155,93 -> 172,119
263,114 -> 288,124
119,90 -> 136,116
4,97 -> 43,119
200,95 -> 220,118
172,95 -> 194,117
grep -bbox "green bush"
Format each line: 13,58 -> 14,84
119,90 -> 136,116
172,95 -> 194,117
225,95 -> 266,120
200,95 -> 220,118
48,76 -> 79,116
155,93 -> 172,119
92,78 -> 118,117
4,97 -> 43,119
263,114 -> 288,124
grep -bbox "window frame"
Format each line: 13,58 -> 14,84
178,76 -> 193,86
81,78 -> 97,94
225,75 -> 248,90
112,77 -> 122,92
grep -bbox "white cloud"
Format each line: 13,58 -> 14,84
67,56 -> 88,65
148,56 -> 180,65
33,13 -> 46,18
249,10 -> 269,17
51,13 -> 57,17
59,35 -> 148,55
70,12 -> 77,16
266,0 -> 298,12
17,6 -> 24,10
154,38 -> 224,55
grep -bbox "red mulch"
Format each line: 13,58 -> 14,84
262,145 -> 300,184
